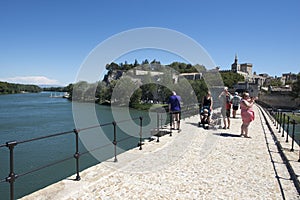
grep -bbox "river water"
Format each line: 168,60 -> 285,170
0,92 -> 159,199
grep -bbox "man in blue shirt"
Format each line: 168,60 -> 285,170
168,91 -> 181,132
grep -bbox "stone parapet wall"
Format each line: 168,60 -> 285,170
259,93 -> 300,109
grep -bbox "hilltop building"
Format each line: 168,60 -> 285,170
231,54 -> 253,76
281,72 -> 298,85
229,54 -> 266,86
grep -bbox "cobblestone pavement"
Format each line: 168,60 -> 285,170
22,106 -> 300,200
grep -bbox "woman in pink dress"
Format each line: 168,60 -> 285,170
240,92 -> 256,138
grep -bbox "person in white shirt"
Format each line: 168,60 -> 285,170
231,92 -> 241,118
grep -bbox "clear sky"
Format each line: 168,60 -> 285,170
0,0 -> 299,86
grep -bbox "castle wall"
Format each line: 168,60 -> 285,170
259,93 -> 300,109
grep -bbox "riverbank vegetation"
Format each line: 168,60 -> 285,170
65,60 -> 244,110
284,113 -> 300,124
0,81 -> 42,94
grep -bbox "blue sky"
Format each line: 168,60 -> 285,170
0,0 -> 299,86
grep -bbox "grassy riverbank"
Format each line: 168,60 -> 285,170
285,113 -> 300,124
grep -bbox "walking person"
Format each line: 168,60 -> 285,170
240,92 -> 256,138
218,87 -> 232,129
231,92 -> 241,118
168,91 -> 181,132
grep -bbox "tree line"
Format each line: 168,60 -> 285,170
66,61 -> 245,110
0,81 -> 42,94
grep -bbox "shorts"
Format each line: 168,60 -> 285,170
232,105 -> 239,111
171,111 -> 181,120
221,108 -> 231,118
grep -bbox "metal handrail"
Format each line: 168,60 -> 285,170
0,104 -> 200,200
266,107 -> 299,151
0,116 -> 144,200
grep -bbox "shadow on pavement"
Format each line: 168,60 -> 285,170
214,133 -> 242,138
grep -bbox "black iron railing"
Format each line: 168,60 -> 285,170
258,105 -> 300,196
0,104 -> 200,200
0,116 -> 144,200
261,105 -> 300,168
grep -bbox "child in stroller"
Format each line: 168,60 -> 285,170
199,106 -> 211,129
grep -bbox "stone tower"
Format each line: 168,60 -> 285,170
231,54 -> 240,72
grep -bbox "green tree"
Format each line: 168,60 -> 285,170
269,78 -> 283,87
220,72 -> 244,88
130,88 -> 142,107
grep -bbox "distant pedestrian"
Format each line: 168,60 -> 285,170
168,91 -> 181,132
231,92 -> 241,118
240,92 -> 256,138
218,87 -> 232,129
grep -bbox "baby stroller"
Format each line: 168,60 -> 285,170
199,106 -> 210,129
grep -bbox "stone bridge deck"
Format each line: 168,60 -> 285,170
22,105 -> 300,200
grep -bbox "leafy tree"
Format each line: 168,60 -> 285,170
112,77 -> 137,106
130,88 -> 142,107
134,59 -> 139,67
268,79 -> 283,87
142,59 -> 149,65
189,79 -> 208,103
220,71 -> 244,88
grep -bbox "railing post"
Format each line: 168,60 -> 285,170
160,113 -> 163,129
282,113 -> 285,137
276,111 -> 279,129
112,121 -> 118,162
298,139 -> 300,162
5,141 -> 18,200
271,109 -> 274,124
286,116 -> 290,143
139,117 -> 143,150
169,111 -> 173,137
291,120 -> 296,152
157,110 -> 160,132
279,112 -> 282,133
73,129 -> 81,181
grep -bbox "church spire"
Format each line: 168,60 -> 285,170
231,53 -> 239,72
234,53 -> 238,64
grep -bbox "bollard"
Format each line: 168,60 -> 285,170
6,141 -> 18,200
291,120 -> 296,152
286,116 -> 290,143
139,117 -> 143,150
73,129 -> 81,181
282,113 -> 285,137
112,121 -> 118,162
